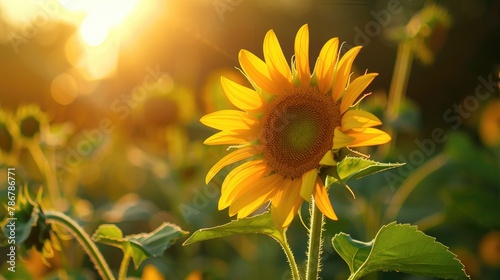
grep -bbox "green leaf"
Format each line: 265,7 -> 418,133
127,223 -> 188,257
93,224 -> 124,241
183,212 -> 282,246
335,156 -> 405,183
93,223 -> 187,269
333,234 -> 372,274
332,222 -> 470,280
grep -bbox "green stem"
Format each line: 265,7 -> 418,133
45,211 -> 115,280
384,153 -> 447,222
380,41 -> 414,156
387,41 -> 413,121
27,143 -> 61,207
279,229 -> 301,280
119,252 -> 131,280
305,198 -> 325,280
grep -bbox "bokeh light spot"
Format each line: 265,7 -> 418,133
51,73 -> 78,105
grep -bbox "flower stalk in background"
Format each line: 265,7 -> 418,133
14,104 -> 63,208
383,4 -> 451,154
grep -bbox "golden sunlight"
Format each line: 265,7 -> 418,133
60,0 -> 138,47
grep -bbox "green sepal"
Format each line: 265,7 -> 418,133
325,156 -> 404,185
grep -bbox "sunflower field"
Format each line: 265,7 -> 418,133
0,1 -> 499,280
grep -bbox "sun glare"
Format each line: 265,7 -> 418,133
61,0 -> 139,47
0,0 -> 39,27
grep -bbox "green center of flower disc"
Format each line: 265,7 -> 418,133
259,86 -> 340,179
286,117 -> 319,151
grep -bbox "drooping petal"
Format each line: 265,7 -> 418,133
263,30 -> 293,90
340,73 -> 378,113
221,76 -> 265,113
333,127 -> 355,149
314,38 -> 339,94
345,128 -> 391,147
341,110 -> 382,131
271,179 -> 303,228
332,46 -> 362,102
319,150 -> 336,166
294,24 -> 311,86
200,110 -> 257,131
229,174 -> 283,218
205,145 -> 261,184
239,50 -> 283,94
204,129 -> 257,145
300,169 -> 318,202
218,159 -> 269,210
313,179 -> 338,220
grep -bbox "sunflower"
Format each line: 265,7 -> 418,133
201,24 -> 391,228
16,104 -> 48,142
0,108 -> 20,165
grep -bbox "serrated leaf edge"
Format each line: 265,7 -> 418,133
340,156 -> 405,181
183,212 -> 281,246
350,222 -> 470,280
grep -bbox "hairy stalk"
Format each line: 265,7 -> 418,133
45,211 -> 115,280
279,229 -> 302,280
305,198 -> 325,280
119,252 -> 131,280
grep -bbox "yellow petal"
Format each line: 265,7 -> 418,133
204,129 -> 256,145
263,30 -> 293,90
341,110 -> 382,131
333,127 -> 355,149
239,49 -> 282,94
332,46 -> 362,102
206,145 -> 260,184
300,169 -> 318,202
200,110 -> 257,131
221,76 -> 264,113
340,73 -> 378,113
229,174 -> 282,218
218,160 -> 269,210
319,150 -> 336,166
294,24 -> 311,86
271,179 -> 303,228
345,128 -> 391,147
314,38 -> 339,94
313,179 -> 338,220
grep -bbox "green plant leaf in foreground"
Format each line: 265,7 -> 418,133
92,223 -> 188,269
183,212 -> 281,245
332,222 -> 470,280
333,156 -> 405,183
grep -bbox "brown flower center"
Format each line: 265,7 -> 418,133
20,116 -> 40,138
259,86 -> 340,179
